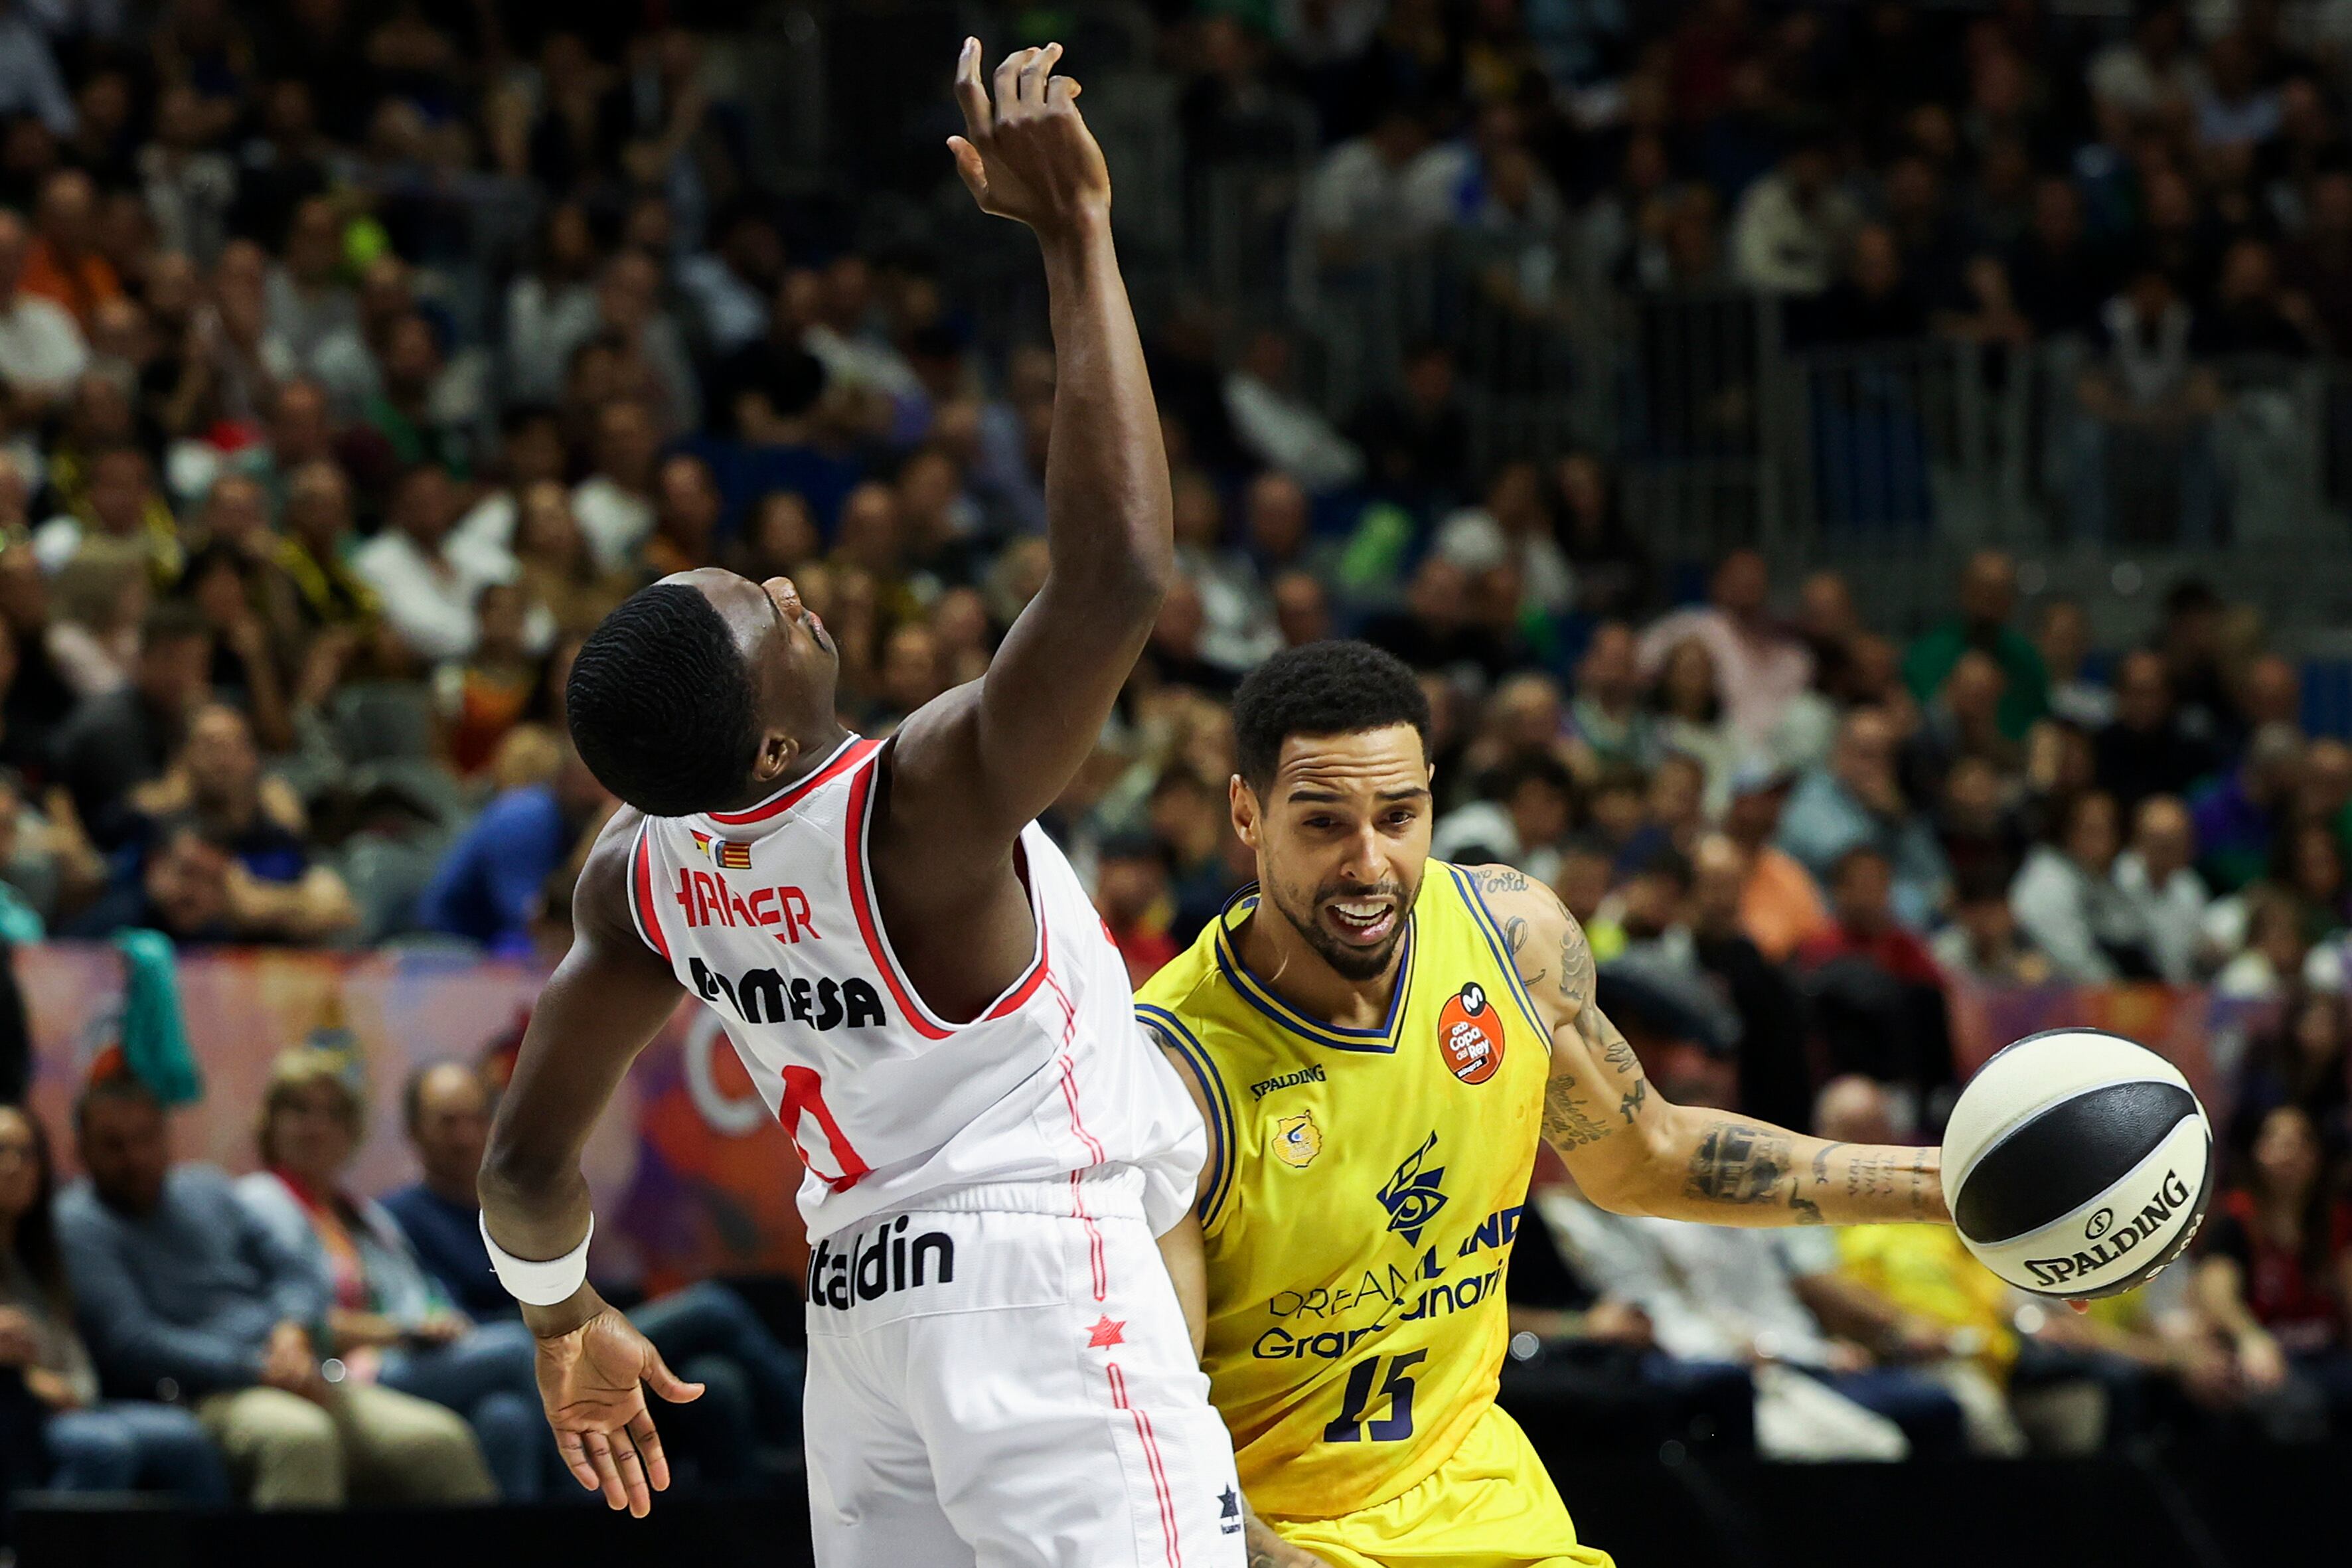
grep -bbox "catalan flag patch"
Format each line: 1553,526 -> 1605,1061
688,830 -> 714,860
716,840 -> 754,870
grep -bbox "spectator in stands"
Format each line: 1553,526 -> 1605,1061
111,704 -> 354,944
562,395 -> 659,576
233,1048 -> 547,1500
266,460 -> 375,643
1796,845 -> 1956,1103
353,464 -> 508,664
1932,864 -> 2053,985
419,745 -> 613,957
1902,550 -> 2049,743
43,539 -> 147,702
2038,597 -> 2114,731
1649,638 -> 1740,819
1566,621 -> 1653,779
1729,132 -> 1861,296
1723,763 -> 1831,964
57,1074 -> 495,1508
0,207 -> 86,410
1689,833 -> 1812,1133
2233,989 -> 2352,1148
2010,789 -> 2157,984
2104,789 -> 2209,978
1347,341 -> 1470,508
0,1101 -> 226,1502
0,2 -> 74,138
2193,1105 -> 2352,1441
21,169 -> 119,327
2195,724 -> 2308,896
503,202 -> 603,406
1222,327 -> 1364,493
1814,1077 -> 2029,1456
2097,650 -> 2221,821
49,603 -> 210,849
380,1061 -> 803,1480
2075,268 -> 2224,544
1638,549 -> 1812,751
1778,706 -> 1948,931
1096,833 -> 1179,988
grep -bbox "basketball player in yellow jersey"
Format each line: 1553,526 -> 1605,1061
1138,641 -> 1954,1568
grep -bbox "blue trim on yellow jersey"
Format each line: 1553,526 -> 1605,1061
1138,1003 -> 1237,1224
1447,864 -> 1554,1051
1210,886 -> 1417,1054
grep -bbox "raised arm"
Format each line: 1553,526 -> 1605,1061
885,41 -> 1172,864
1470,866 -> 1948,1228
479,811 -> 704,1518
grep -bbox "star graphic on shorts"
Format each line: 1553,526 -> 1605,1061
1086,1315 -> 1127,1348
1219,1486 -> 1240,1520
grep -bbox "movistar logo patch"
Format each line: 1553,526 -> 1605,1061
1376,1132 -> 1449,1245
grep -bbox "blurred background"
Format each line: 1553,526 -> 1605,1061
1,0 -> 2351,1563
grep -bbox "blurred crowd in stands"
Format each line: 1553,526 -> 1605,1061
0,0 -> 2343,1516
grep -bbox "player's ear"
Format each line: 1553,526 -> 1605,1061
1229,773 -> 1260,850
750,728 -> 799,785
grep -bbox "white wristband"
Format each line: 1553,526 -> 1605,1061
481,1214 -> 593,1306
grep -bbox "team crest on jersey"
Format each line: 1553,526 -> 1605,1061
1273,1111 -> 1323,1169
1376,1132 -> 1449,1243
1437,982 -> 1503,1085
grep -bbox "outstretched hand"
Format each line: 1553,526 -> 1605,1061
948,38 -> 1111,237
533,1303 -> 704,1518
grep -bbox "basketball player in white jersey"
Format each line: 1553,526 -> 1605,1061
479,42 -> 1241,1567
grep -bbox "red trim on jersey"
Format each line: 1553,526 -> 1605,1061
1107,1363 -> 1183,1568
706,736 -> 880,826
840,754 -> 1051,1038
842,760 -> 953,1040
1069,1170 -> 1108,1303
631,825 -> 670,961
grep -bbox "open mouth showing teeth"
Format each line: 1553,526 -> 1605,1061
1326,900 -> 1397,943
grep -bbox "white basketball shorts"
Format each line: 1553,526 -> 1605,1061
803,1166 -> 1245,1568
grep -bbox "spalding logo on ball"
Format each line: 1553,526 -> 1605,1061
1941,1028 -> 2213,1298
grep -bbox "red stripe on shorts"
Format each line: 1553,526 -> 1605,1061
1107,1362 -> 1182,1568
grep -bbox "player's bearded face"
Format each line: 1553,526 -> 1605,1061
1266,862 -> 1423,980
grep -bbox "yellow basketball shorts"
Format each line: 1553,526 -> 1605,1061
1267,1404 -> 1613,1568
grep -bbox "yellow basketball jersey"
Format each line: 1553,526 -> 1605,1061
1136,863 -> 1551,1520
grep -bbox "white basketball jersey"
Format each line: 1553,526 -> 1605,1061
625,734 -> 1205,1242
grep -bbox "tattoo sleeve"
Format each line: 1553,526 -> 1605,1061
1662,1116 -> 1945,1227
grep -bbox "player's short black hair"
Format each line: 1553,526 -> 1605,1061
568,584 -> 760,817
1233,640 -> 1431,792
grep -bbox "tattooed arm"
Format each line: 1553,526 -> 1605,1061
1472,865 -> 1948,1227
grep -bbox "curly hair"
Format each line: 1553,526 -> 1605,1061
1232,640 -> 1431,792
566,584 -> 760,817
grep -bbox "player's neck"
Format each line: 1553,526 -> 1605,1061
1236,900 -> 1402,1033
720,721 -> 854,812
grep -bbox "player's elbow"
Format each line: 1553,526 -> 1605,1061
477,1129 -> 568,1212
1573,1119 -> 1688,1218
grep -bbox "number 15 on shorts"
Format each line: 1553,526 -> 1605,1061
1322,1351 -> 1427,1443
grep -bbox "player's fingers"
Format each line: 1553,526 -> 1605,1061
582,1429 -> 629,1511
947,136 -> 988,202
609,1427 -> 653,1518
1020,42 -> 1061,108
1049,74 -> 1081,110
556,1428 -> 601,1492
627,1409 -> 672,1493
951,37 -> 990,139
642,1346 -> 705,1404
992,48 -> 1032,123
